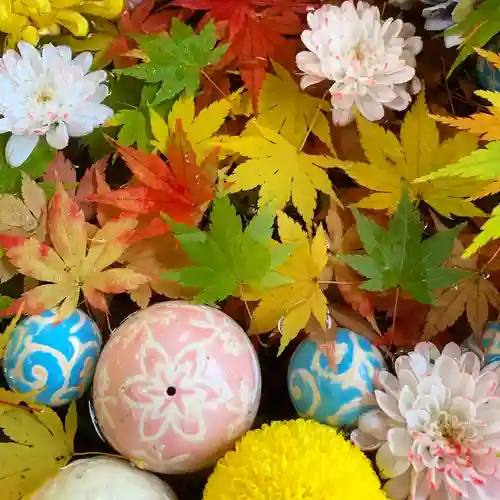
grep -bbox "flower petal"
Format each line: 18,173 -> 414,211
388,427 -> 413,457
376,442 -> 411,479
383,467 -> 412,500
46,122 -> 69,150
358,409 -> 390,441
375,390 -> 405,422
6,134 -> 39,167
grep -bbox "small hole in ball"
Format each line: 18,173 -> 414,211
166,386 -> 176,396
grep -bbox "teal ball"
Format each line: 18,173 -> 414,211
463,321 -> 500,365
476,36 -> 500,91
3,308 -> 102,407
287,330 -> 386,427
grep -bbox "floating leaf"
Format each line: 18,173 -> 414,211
216,123 -> 336,225
340,188 -> 469,304
117,19 -> 227,106
0,185 -> 149,318
0,402 -> 76,499
334,93 -> 486,218
250,212 -> 329,354
165,197 -> 293,304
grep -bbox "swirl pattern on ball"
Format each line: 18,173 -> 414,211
288,330 -> 385,426
93,301 -> 261,474
3,309 -> 102,407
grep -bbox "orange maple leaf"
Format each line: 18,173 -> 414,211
0,185 -> 149,319
90,122 -> 217,240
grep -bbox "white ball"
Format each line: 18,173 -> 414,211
32,457 -> 178,500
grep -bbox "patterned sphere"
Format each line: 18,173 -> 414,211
463,321 -> 500,365
92,301 -> 261,474
288,330 -> 386,427
3,309 -> 102,407
476,35 -> 500,91
31,457 -> 178,500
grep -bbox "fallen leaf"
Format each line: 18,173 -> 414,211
91,124 -> 217,240
244,61 -> 334,152
120,232 -> 197,308
250,212 -> 328,354
0,185 -> 149,318
217,123 -> 336,225
423,216 -> 500,340
0,402 -> 76,499
335,93 -> 487,218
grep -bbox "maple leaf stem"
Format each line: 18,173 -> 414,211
202,69 -> 230,101
238,284 -> 254,329
0,400 -> 42,412
391,286 -> 400,348
480,243 -> 500,273
74,451 -> 125,459
298,90 -> 329,152
317,280 -> 363,285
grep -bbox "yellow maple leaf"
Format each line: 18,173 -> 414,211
251,213 -> 328,354
0,306 -> 23,358
334,92 -> 486,217
476,48 -> 500,69
0,401 -> 76,499
243,61 -> 335,152
217,124 -> 336,224
465,204 -> 500,258
431,90 -> 500,142
150,91 -> 241,160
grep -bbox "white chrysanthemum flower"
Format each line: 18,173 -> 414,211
296,1 -> 423,126
0,42 -> 113,167
351,342 -> 500,500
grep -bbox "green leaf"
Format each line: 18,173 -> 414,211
106,75 -> 144,111
164,196 -> 292,304
20,139 -> 55,179
340,188 -> 468,304
0,136 -> 54,193
417,141 -> 500,183
0,296 -> 13,313
448,0 -> 500,75
113,109 -> 150,151
116,20 -> 227,106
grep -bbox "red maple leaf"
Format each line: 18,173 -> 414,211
107,0 -> 187,68
174,0 -> 319,111
89,122 -> 217,240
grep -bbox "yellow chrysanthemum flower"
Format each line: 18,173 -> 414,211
203,419 -> 388,500
0,0 -> 124,47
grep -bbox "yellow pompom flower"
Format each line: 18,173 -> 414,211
203,419 -> 388,500
0,0 -> 124,47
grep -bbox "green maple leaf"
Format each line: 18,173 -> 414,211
340,188 -> 469,304
117,19 -> 227,106
164,197 -> 293,304
112,110 -> 150,151
448,0 -> 500,75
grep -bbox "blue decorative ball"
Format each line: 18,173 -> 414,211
3,309 -> 102,407
287,330 -> 386,427
476,36 -> 500,91
463,322 -> 500,365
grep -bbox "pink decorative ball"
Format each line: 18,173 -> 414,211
92,301 -> 261,474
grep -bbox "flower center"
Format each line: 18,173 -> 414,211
350,44 -> 365,62
437,411 -> 464,442
37,90 -> 53,104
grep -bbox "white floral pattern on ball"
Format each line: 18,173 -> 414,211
0,42 -> 113,167
350,342 -> 500,500
296,1 -> 423,126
